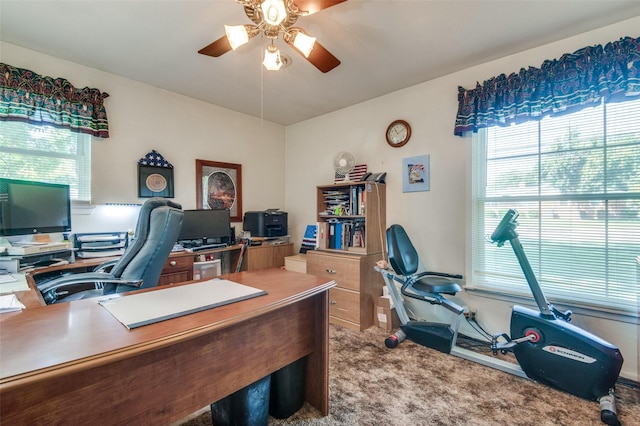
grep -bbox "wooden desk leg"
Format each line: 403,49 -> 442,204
304,290 -> 330,416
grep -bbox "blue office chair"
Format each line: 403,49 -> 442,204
38,198 -> 184,304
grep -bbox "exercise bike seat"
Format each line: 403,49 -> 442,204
387,224 -> 461,295
408,274 -> 461,295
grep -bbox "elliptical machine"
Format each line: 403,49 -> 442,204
375,209 -> 624,425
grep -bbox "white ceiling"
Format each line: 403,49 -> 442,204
2,1 -> 640,126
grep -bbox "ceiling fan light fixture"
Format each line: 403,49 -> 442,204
292,31 -> 316,57
200,0 -> 343,73
224,24 -> 250,50
263,44 -> 283,70
261,0 -> 287,26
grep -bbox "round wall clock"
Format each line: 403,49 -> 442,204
386,119 -> 411,147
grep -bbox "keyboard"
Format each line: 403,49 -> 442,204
32,259 -> 67,268
191,243 -> 227,252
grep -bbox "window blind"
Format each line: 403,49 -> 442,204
471,98 -> 640,313
0,121 -> 92,202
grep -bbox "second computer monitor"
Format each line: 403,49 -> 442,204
178,209 -> 231,244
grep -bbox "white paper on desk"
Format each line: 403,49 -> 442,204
0,273 -> 30,293
99,279 -> 267,329
0,294 -> 26,313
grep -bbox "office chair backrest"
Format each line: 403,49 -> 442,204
387,224 -> 420,276
104,198 -> 183,294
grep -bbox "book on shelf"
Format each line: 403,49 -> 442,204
335,224 -> 342,250
317,222 -> 329,250
328,223 -> 336,249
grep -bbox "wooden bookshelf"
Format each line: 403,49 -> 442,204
308,181 -> 386,331
315,182 -> 386,255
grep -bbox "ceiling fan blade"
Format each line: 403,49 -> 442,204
198,36 -> 232,57
294,0 -> 347,15
288,39 -> 340,73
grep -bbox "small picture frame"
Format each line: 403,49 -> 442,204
402,154 -> 430,193
138,165 -> 174,198
196,159 -> 243,222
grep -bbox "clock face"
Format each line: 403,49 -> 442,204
386,120 -> 411,147
389,124 -> 407,143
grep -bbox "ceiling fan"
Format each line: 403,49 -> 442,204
198,0 -> 346,72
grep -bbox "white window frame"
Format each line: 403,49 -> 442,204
0,121 -> 92,204
469,99 -> 640,316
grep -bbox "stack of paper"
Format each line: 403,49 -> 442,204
0,274 -> 18,284
0,294 -> 26,313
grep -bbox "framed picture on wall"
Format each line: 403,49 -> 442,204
402,154 -> 430,193
196,159 -> 243,222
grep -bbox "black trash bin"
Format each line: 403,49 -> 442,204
269,357 -> 307,419
210,374 -> 271,426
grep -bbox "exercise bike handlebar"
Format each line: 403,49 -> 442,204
490,208 -> 520,246
491,209 -> 557,319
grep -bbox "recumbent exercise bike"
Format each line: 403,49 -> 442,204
374,209 -> 624,425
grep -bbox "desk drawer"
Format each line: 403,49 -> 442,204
328,287 -> 360,324
162,255 -> 193,272
306,252 -> 361,291
159,254 -> 194,285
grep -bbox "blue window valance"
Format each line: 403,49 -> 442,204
454,36 -> 640,136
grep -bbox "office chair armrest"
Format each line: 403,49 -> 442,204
93,278 -> 144,287
38,273 -> 143,293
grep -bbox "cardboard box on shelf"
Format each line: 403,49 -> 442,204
376,295 -> 400,332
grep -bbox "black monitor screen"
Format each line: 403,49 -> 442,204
0,178 -> 72,236
178,209 -> 231,242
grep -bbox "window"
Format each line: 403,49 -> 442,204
0,121 -> 92,203
471,98 -> 640,313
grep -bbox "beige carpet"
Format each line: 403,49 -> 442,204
181,324 -> 640,426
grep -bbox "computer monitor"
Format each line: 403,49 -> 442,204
0,178 -> 72,237
178,209 -> 231,244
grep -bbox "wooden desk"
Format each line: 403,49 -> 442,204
0,269 -> 335,424
160,244 -> 244,285
21,245 -> 245,305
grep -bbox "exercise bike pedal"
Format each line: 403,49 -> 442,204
491,333 -> 514,355
491,332 -> 536,355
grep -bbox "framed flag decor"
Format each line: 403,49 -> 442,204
137,150 -> 175,198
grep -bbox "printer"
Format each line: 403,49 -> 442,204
243,209 -> 288,237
